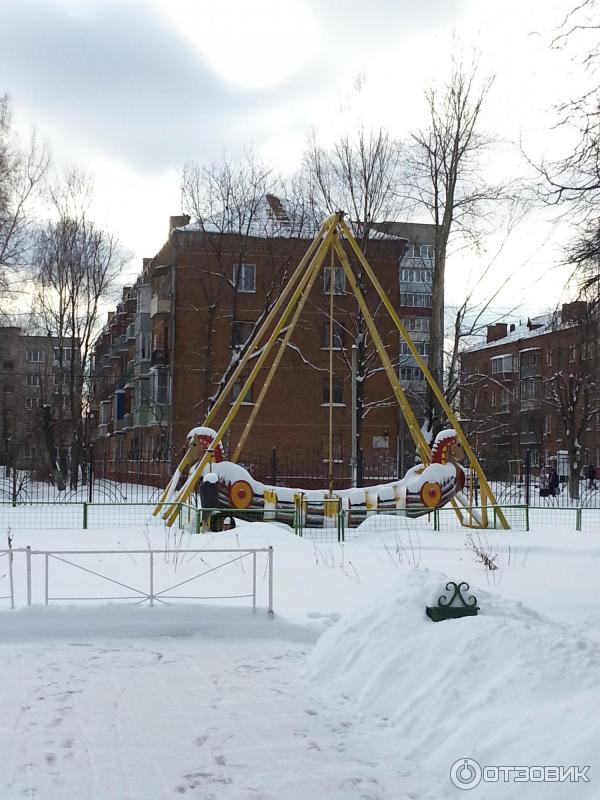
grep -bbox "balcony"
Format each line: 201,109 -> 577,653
134,407 -> 149,427
520,431 -> 539,446
520,365 -> 542,379
97,422 -> 110,437
520,398 -> 541,412
135,360 -> 151,377
151,348 -> 169,367
150,294 -> 170,318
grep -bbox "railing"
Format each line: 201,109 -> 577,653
0,546 -> 274,614
0,501 -> 201,531
0,550 -> 14,608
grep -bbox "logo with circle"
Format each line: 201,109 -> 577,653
450,758 -> 482,790
230,480 -> 253,509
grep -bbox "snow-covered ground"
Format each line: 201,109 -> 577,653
0,518 -> 598,798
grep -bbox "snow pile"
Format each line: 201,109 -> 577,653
305,570 -> 600,799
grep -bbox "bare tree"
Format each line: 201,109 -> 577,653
0,93 -> 49,310
535,2 -> 600,290
406,54 -> 505,438
33,170 -> 125,488
543,302 -> 600,500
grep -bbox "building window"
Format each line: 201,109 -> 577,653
323,266 -> 345,295
26,374 -> 41,387
54,373 -> 70,394
582,341 -> 593,360
402,317 -> 430,332
233,263 -> 256,293
520,379 -> 541,400
400,268 -> 432,284
400,366 -> 424,382
490,355 -> 514,374
568,345 -> 576,363
153,369 -> 169,405
26,351 -> 45,363
520,349 -> 541,368
2,360 -> 14,369
25,397 -> 42,410
404,243 -> 434,261
232,377 -> 254,404
322,376 -> 344,405
53,347 -> 72,363
546,349 -> 553,367
400,292 -> 432,308
544,416 -> 552,435
321,320 -> 345,349
531,450 -> 540,467
232,321 -> 254,348
400,340 -> 429,356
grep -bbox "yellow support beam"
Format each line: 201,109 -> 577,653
337,217 -> 507,529
333,239 -> 431,464
156,211 -> 504,531
232,241 -> 325,462
203,214 -> 337,429
153,448 -> 192,516
162,221 -> 339,525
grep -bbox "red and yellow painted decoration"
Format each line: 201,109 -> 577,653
229,480 -> 253,509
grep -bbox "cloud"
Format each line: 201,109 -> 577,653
0,0 -> 265,170
0,0 -> 465,174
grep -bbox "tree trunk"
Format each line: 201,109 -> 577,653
569,451 -> 580,501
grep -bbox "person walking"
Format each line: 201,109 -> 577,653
586,463 -> 597,491
548,468 -> 559,498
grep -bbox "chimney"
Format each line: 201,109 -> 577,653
561,301 -> 588,324
169,214 -> 190,235
486,323 -> 508,343
509,324 -> 516,333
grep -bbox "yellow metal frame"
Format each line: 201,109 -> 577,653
155,212 -> 507,529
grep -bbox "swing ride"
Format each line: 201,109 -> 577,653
153,212 -> 508,530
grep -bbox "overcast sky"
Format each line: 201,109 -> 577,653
0,0 -> 586,321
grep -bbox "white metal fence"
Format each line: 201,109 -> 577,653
0,546 -> 274,614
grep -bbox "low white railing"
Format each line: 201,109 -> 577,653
0,550 -> 14,608
0,546 -> 274,615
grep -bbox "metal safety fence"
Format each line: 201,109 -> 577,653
0,500 -> 598,545
0,546 -> 274,614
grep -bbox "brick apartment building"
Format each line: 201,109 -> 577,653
0,327 -> 78,472
459,301 -> 600,480
90,200 -> 436,486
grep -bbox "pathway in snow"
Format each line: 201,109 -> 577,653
0,622 -> 422,800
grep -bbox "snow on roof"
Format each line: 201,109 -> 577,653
176,194 -> 319,240
465,315 -> 554,353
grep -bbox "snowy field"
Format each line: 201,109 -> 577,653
0,518 -> 598,798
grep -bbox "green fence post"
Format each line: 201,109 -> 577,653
576,507 -> 582,532
525,504 -> 529,532
434,508 -> 439,532
82,502 -> 88,530
493,506 -> 497,530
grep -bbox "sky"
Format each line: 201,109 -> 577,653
0,0 -> 589,323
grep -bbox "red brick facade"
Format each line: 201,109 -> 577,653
91,211 -> 435,486
459,303 -> 600,480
